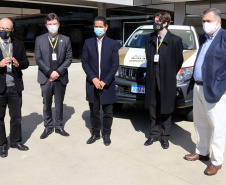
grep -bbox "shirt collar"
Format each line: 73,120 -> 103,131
205,26 -> 221,40
97,37 -> 104,44
0,37 -> 10,44
158,30 -> 168,39
48,33 -> 58,40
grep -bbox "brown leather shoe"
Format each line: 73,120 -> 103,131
204,164 -> 222,175
184,153 -> 210,161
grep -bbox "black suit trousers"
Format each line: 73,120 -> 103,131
149,66 -> 171,140
41,80 -> 66,129
89,88 -> 113,136
0,86 -> 22,146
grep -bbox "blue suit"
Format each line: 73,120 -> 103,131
188,28 -> 226,103
82,36 -> 119,105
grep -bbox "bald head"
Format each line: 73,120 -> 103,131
0,18 -> 13,30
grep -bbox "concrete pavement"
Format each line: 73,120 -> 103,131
1,63 -> 226,185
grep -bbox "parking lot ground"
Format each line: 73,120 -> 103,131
1,63 -> 226,185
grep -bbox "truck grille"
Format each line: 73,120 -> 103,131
118,85 -> 131,94
120,66 -> 146,83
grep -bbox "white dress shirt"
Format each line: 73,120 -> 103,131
97,37 -> 103,79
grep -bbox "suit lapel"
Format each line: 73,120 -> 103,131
57,34 -> 63,60
44,33 -> 50,63
204,28 -> 222,60
12,38 -> 18,58
100,37 -> 106,74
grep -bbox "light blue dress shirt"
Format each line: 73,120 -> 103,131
194,27 -> 221,81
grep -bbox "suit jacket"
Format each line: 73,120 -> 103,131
0,38 -> 29,94
35,33 -> 72,85
82,36 -> 119,105
145,31 -> 183,114
187,28 -> 226,103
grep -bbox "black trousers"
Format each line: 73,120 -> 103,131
149,66 -> 171,140
0,86 -> 22,146
89,88 -> 113,136
41,80 -> 66,129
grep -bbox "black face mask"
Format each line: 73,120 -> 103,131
153,22 -> 164,32
0,30 -> 11,39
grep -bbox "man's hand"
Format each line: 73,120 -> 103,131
11,57 -> 19,68
49,71 -> 60,82
100,81 -> 106,90
92,77 -> 101,89
0,57 -> 11,67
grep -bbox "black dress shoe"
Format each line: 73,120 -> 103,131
40,127 -> 54,139
0,145 -> 8,158
103,135 -> 111,146
55,128 -> 70,136
160,139 -> 169,149
86,135 -> 100,144
144,138 -> 158,146
11,143 -> 29,151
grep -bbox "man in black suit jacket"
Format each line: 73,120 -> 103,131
144,12 -> 183,149
0,18 -> 29,158
35,13 -> 72,139
82,16 -> 119,146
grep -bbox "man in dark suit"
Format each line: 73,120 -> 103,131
144,12 -> 183,149
184,8 -> 226,176
82,16 -> 119,146
35,13 -> 72,139
0,18 -> 29,158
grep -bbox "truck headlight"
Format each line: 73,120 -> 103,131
177,67 -> 193,85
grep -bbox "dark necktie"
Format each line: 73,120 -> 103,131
158,36 -> 161,45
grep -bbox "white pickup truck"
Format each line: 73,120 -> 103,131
115,25 -> 199,121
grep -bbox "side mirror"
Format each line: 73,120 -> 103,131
117,40 -> 123,49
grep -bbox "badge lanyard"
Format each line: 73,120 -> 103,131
0,38 -> 12,68
154,35 -> 166,63
156,35 -> 166,54
0,38 -> 11,57
48,36 -> 59,61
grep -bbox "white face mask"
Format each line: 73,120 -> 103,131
47,25 -> 59,34
203,20 -> 219,35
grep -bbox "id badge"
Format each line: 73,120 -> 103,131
8,61 -> 12,69
154,54 -> 159,63
52,53 -> 57,61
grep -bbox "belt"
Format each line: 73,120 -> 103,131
195,81 -> 203,85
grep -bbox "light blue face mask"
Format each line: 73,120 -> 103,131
94,28 -> 105,37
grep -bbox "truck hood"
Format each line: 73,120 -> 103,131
119,47 -> 197,68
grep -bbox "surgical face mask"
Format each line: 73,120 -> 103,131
94,28 -> 105,37
47,25 -> 59,34
153,22 -> 164,32
203,21 -> 219,35
0,30 -> 11,39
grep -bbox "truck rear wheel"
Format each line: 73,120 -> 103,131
113,103 -> 123,113
186,107 -> 193,122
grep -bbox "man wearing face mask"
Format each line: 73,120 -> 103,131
82,16 -> 119,146
184,8 -> 226,176
35,13 -> 72,139
0,18 -> 29,158
144,12 -> 183,149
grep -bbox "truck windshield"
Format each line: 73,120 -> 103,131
125,29 -> 196,50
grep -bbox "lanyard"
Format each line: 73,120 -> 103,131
0,38 -> 11,57
48,35 -> 59,52
156,35 -> 166,54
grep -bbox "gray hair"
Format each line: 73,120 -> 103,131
203,8 -> 221,20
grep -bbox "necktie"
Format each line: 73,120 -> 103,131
158,36 -> 161,45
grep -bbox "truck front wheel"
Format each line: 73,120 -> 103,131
113,103 -> 123,113
186,107 -> 193,122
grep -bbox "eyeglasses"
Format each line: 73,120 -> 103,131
0,28 -> 11,31
46,23 -> 59,26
